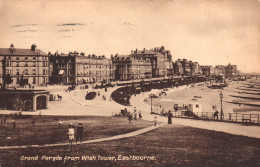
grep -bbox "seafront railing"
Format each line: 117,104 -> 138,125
151,108 -> 260,125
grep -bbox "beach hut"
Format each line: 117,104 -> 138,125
187,102 -> 202,113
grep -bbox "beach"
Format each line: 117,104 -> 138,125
143,80 -> 260,115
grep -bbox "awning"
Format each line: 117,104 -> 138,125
151,89 -> 159,95
59,70 -> 64,75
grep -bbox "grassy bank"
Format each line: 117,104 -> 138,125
0,116 -> 153,146
0,125 -> 259,167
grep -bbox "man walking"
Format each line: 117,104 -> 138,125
76,122 -> 84,145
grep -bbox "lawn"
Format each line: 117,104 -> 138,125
0,116 -> 153,146
0,124 -> 259,167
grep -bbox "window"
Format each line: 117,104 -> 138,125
16,57 -> 19,60
16,69 -> 19,75
8,56 -> 11,60
25,69 -> 28,74
25,56 -> 28,60
16,62 -> 19,67
33,78 -> 36,84
17,78 -> 20,84
25,63 -> 28,67
33,56 -> 36,60
33,69 -> 36,75
43,69 -> 45,75
33,62 -> 36,67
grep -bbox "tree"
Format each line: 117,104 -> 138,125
10,95 -> 25,111
2,74 -> 13,89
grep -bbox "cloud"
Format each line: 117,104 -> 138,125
57,23 -> 85,27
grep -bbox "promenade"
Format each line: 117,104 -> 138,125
130,85 -> 260,139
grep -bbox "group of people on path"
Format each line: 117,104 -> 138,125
1,115 -> 17,130
68,122 -> 84,145
0,115 -> 6,125
127,107 -> 142,123
154,110 -> 173,126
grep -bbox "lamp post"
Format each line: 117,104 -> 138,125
150,94 -> 153,114
219,91 -> 223,120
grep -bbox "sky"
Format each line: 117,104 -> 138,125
0,0 -> 259,73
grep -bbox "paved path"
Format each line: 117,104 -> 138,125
0,124 -> 165,150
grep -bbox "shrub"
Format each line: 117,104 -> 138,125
85,92 -> 97,100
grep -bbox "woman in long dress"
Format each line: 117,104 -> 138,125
168,111 -> 173,124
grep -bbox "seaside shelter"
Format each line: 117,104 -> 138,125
0,89 -> 49,111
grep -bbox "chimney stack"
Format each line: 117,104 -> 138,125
10,43 -> 14,54
31,44 -> 37,51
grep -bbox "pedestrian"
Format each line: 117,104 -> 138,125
139,111 -> 142,119
134,107 -> 137,113
168,110 -> 173,124
0,117 -> 2,125
76,122 -> 84,145
31,118 -> 35,126
214,110 -> 219,120
154,116 -> 158,126
3,116 -> 6,124
12,119 -> 16,129
58,120 -> 63,128
39,111 -> 42,118
128,113 -> 132,123
134,112 -> 137,120
68,124 -> 75,145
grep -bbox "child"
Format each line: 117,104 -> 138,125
68,124 -> 75,145
154,116 -> 158,126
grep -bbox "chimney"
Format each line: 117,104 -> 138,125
31,44 -> 37,51
10,43 -> 14,54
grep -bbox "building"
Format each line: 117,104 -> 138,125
0,89 -> 49,111
130,46 -> 173,77
225,63 -> 238,77
0,44 -> 49,87
112,54 -> 152,81
201,65 -> 215,77
182,59 -> 191,76
49,52 -> 114,85
215,65 -> 226,76
173,59 -> 184,76
76,54 -> 114,84
190,62 -> 201,77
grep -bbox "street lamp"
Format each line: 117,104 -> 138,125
219,91 -> 223,120
150,94 -> 153,114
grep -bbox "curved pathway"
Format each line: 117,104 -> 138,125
0,123 -> 165,150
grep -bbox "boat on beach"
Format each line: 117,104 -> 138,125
207,83 -> 228,89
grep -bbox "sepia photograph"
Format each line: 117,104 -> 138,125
0,0 -> 259,166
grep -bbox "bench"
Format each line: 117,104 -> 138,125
241,118 -> 251,123
202,116 -> 208,119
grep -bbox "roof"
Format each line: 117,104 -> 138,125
0,48 -> 47,56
